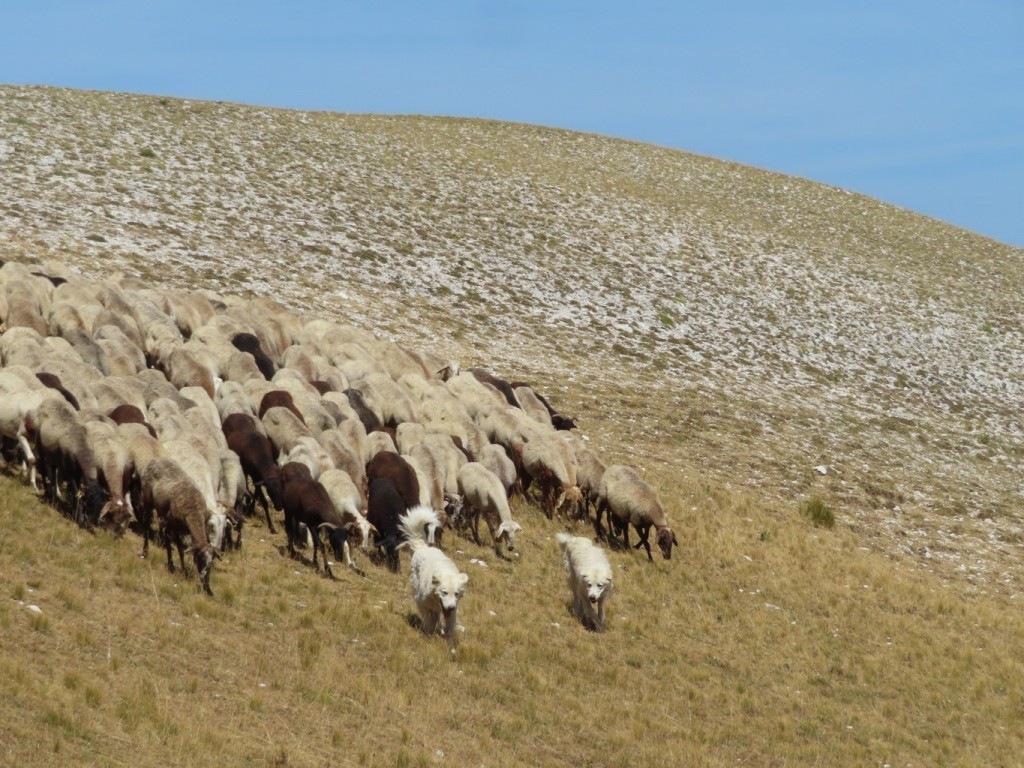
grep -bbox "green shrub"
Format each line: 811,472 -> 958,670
800,497 -> 835,528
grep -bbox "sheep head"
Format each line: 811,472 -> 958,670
657,527 -> 678,560
495,519 -> 522,551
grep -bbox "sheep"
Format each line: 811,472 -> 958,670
395,421 -> 427,455
367,451 -> 420,513
423,432 -> 469,494
138,458 -> 220,596
575,448 -> 607,522
356,372 -> 419,426
521,436 -> 582,521
231,332 -> 276,379
222,349 -> 266,384
156,344 -> 218,397
162,437 -> 229,551
365,429 -> 398,462
477,443 -> 518,500
215,379 -> 262,427
594,465 -> 678,561
344,387 -> 383,432
32,396 -> 107,525
445,372 -> 507,420
318,467 -> 376,570
455,462 -> 523,557
33,372 -> 81,410
279,435 -> 334,480
513,385 -> 554,428
468,367 -> 522,409
222,413 -> 284,533
83,419 -> 136,534
115,421 -> 166,524
316,427 -> 367,494
261,404 -> 313,459
279,461 -> 351,579
94,324 -> 147,376
366,476 -> 406,572
0,387 -> 61,489
218,449 -> 248,549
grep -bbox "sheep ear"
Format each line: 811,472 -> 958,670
672,531 -> 679,545
98,502 -> 111,521
368,523 -> 380,537
343,521 -> 359,534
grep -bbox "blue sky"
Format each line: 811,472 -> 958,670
3,1 -> 1022,247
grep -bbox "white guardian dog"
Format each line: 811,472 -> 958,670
400,506 -> 468,653
556,533 -> 614,632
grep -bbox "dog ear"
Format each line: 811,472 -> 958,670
431,574 -> 442,587
457,573 -> 469,589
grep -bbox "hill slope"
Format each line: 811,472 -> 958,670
2,85 -> 1024,766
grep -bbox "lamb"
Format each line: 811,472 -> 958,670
399,506 -> 468,654
555,533 -> 613,632
594,465 -> 678,561
279,461 -> 351,579
456,462 -> 523,557
138,457 -> 219,596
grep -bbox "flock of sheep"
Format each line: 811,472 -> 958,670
0,258 -> 677,640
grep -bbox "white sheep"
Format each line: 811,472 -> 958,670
319,467 -> 376,570
456,462 -> 523,557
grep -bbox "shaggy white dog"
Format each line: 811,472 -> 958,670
400,506 -> 468,653
556,533 -> 613,632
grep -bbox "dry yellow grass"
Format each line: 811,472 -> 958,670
2,85 -> 1024,766
4,467 -> 1024,767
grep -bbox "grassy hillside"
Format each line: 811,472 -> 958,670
2,85 -> 1024,766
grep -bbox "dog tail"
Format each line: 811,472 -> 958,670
399,505 -> 442,550
555,532 -> 573,550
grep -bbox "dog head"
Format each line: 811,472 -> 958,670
433,571 -> 469,619
583,573 -> 612,605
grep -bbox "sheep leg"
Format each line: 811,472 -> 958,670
163,529 -> 176,573
470,510 -> 483,546
634,525 -> 654,562
16,433 -> 37,490
593,500 -> 608,539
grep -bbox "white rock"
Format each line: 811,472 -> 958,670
25,604 -> 42,615
814,465 -> 828,475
